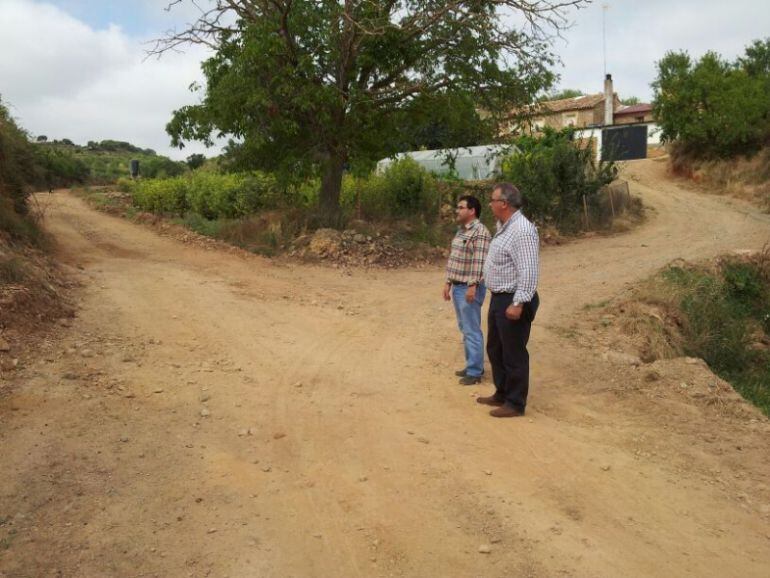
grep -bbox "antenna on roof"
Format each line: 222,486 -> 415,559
602,3 -> 609,78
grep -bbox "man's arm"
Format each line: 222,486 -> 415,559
464,229 -> 490,303
511,230 -> 539,303
467,229 -> 491,286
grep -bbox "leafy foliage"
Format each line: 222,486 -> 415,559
393,92 -> 493,155
0,97 -> 38,215
341,158 -> 440,221
499,128 -> 617,231
659,252 -> 770,414
85,140 -> 156,155
652,39 -> 770,158
34,148 -> 90,188
186,153 -> 206,170
38,141 -> 185,183
0,95 -> 63,243
548,88 -> 584,100
157,0 -> 584,217
126,171 -> 299,219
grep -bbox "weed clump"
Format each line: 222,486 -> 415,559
618,250 -> 770,414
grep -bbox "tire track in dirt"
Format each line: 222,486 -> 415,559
1,160 -> 769,577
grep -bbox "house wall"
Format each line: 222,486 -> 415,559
520,95 -> 630,134
532,108 -> 596,131
614,111 -> 655,125
592,95 -> 623,126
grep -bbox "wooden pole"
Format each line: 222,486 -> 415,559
582,194 -> 589,229
608,186 -> 616,218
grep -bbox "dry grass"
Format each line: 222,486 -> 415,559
614,275 -> 687,362
0,256 -> 27,284
683,147 -> 770,210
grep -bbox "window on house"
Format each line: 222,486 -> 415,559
562,112 -> 578,127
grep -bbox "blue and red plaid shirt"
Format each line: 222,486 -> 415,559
445,219 -> 491,286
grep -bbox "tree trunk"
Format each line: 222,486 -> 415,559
319,149 -> 346,227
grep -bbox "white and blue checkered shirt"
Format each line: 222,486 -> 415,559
483,210 -> 539,302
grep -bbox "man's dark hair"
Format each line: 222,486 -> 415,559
493,182 -> 523,208
459,195 -> 482,218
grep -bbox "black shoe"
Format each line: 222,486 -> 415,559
455,369 -> 467,377
459,375 -> 482,385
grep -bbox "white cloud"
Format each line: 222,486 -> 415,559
1,0 -> 768,160
0,0 -> 220,159
551,0 -> 770,101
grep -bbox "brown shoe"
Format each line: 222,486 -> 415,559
489,405 -> 525,418
476,395 -> 504,407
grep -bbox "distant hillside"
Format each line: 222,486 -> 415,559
35,139 -> 187,184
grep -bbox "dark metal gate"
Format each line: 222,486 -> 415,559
601,125 -> 648,161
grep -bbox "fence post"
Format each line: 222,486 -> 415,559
608,186 -> 616,219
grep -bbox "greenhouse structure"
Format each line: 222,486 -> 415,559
376,144 -> 518,181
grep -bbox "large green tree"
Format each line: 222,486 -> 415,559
395,91 -> 492,152
154,0 -> 586,220
652,39 -> 770,158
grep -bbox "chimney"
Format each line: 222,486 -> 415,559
604,73 -> 614,126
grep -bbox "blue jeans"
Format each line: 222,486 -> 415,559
451,283 -> 487,377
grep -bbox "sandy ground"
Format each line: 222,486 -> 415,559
1,158 -> 770,577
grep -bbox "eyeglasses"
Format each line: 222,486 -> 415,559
489,198 -> 506,204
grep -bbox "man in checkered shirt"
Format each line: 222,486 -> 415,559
477,183 -> 540,418
443,195 -> 491,385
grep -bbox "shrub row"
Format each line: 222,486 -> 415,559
125,136 -> 620,236
341,158 -> 441,222
123,171 -> 288,219
126,158 -> 443,224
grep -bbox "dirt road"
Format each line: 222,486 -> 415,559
2,159 -> 770,577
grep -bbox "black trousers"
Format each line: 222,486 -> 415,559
486,292 -> 539,411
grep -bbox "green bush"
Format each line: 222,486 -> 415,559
659,253 -> 770,414
34,147 -> 90,187
0,98 -> 37,216
342,158 -> 440,221
499,128 -> 617,231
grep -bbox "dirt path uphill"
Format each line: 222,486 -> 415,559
1,158 -> 769,577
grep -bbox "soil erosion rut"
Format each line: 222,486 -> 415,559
1,159 -> 769,577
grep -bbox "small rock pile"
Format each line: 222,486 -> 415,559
290,228 -> 444,268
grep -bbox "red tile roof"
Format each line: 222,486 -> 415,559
615,103 -> 653,115
536,93 -> 605,113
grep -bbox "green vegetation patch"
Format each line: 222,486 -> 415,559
635,252 -> 770,415
654,38 -> 770,159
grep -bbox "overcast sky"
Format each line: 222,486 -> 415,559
1,0 -> 768,160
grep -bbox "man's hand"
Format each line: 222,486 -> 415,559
505,303 -> 523,321
465,284 -> 477,304
443,283 -> 451,302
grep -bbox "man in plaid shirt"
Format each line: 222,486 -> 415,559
443,195 -> 491,385
477,183 -> 540,418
